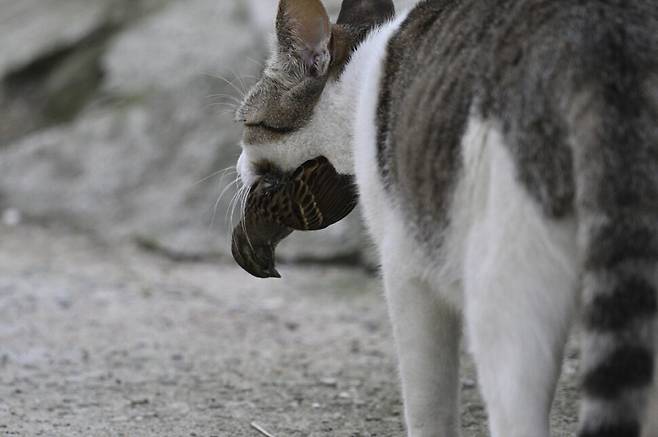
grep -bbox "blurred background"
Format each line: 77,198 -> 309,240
0,0 -> 392,263
0,1 -> 447,436
0,1 -> 609,436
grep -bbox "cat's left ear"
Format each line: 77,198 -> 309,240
276,0 -> 332,76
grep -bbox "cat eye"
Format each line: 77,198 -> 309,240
244,122 -> 294,134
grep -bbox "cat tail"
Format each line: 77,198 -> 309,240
569,72 -> 658,436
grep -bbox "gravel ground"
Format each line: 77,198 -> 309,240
0,222 -> 583,437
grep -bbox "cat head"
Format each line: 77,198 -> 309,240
235,0 -> 395,186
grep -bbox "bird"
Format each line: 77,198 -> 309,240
231,156 -> 358,278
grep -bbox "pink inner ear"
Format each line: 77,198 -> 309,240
281,0 -> 331,50
301,45 -> 330,76
298,13 -> 331,49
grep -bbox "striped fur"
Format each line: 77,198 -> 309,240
374,2 -> 657,434
569,66 -> 658,437
235,0 -> 658,435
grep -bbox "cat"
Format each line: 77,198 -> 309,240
235,0 -> 658,436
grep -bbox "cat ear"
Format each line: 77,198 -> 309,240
276,0 -> 332,76
336,0 -> 395,29
330,0 -> 395,72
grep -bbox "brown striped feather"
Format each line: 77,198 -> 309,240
231,156 -> 357,278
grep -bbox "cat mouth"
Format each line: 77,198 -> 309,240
231,156 -> 358,279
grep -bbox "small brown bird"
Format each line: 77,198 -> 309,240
231,156 -> 357,278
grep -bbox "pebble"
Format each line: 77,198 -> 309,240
2,209 -> 22,227
319,378 -> 338,387
461,378 -> 476,389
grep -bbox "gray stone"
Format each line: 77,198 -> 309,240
0,79 -> 241,252
0,0 -> 420,266
103,0 -> 257,94
0,0 -> 107,78
0,0 -> 258,259
0,0 -> 169,78
0,0 -> 174,144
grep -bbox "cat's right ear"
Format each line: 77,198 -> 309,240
328,0 -> 395,73
336,0 -> 395,29
276,0 -> 332,77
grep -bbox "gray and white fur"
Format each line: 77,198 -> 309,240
235,1 -> 658,436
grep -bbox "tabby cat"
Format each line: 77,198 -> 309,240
235,0 -> 658,435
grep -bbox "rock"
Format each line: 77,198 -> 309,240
0,79 -> 243,255
461,378 -> 476,389
0,0 -> 172,145
0,0 -> 421,265
0,0 -> 169,79
0,0 -> 260,258
1,208 -> 22,227
0,0 -> 109,144
103,0 -> 257,94
0,0 -> 107,79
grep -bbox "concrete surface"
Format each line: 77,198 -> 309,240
0,222 -> 583,436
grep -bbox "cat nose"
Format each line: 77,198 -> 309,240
242,112 -> 262,127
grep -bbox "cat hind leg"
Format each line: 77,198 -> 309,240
382,231 -> 462,437
463,137 -> 579,437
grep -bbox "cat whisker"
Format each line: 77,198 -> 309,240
227,183 -> 247,234
245,56 -> 265,69
207,103 -> 239,112
203,72 -> 247,99
208,104 -> 242,117
228,66 -> 250,96
205,93 -> 243,104
191,166 -> 236,188
210,176 -> 240,229
226,183 -> 249,252
240,184 -> 256,252
205,94 -> 243,116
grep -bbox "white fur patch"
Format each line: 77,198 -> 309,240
460,118 -> 580,437
352,11 -> 410,236
237,12 -> 410,187
360,111 -> 581,437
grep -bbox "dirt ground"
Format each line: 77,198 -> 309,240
0,223 -> 582,437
